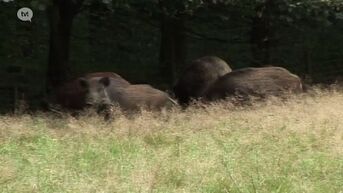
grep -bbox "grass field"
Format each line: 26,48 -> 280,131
1,89 -> 342,193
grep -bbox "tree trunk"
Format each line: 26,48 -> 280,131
88,0 -> 108,65
250,0 -> 273,67
46,0 -> 83,92
302,41 -> 313,83
159,14 -> 187,86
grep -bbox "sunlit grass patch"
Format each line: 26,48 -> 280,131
0,88 -> 342,193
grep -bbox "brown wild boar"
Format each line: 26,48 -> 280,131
204,67 -> 303,101
78,76 -> 178,112
54,72 -> 130,110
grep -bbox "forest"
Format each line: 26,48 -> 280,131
0,0 -> 343,113
1,1 -> 343,192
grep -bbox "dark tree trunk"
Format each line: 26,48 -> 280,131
88,0 -> 108,65
302,42 -> 313,83
250,0 -> 273,67
159,14 -> 187,86
47,0 -> 84,93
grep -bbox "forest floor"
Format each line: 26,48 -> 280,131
0,88 -> 342,193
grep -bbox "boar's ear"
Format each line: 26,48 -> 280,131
99,77 -> 110,87
78,78 -> 89,89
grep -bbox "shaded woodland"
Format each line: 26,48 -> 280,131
0,0 -> 343,113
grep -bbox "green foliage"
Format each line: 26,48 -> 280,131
0,0 -> 343,111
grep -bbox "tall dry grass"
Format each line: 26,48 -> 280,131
0,87 -> 342,193
1,88 -> 342,148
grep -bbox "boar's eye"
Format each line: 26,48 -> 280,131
99,77 -> 110,87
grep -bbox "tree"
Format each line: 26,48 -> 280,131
249,0 -> 274,66
46,0 -> 85,92
158,1 -> 187,85
157,0 -> 204,84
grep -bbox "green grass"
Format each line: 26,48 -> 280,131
0,90 -> 343,193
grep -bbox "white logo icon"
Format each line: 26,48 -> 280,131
17,7 -> 33,22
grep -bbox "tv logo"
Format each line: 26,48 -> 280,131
17,7 -> 33,22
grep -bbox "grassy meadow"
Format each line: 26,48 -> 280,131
0,89 -> 342,193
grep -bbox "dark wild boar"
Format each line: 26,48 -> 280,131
173,56 -> 232,106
